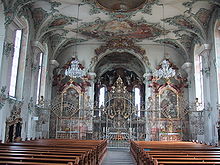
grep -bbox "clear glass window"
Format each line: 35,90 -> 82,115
134,87 -> 141,116
36,52 -> 44,104
9,29 -> 22,97
194,46 -> 204,111
215,22 -> 220,103
99,87 -> 105,108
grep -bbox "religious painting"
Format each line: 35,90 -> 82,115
80,19 -> 165,40
159,89 -> 178,119
61,87 -> 80,117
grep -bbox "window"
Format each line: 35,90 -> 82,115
194,45 -> 204,110
99,87 -> 105,108
9,29 -> 22,97
134,87 -> 141,116
214,21 -> 220,103
36,52 -> 44,104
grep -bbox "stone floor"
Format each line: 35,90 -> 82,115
101,148 -> 137,165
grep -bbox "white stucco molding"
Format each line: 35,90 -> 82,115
31,41 -> 46,54
50,60 -> 59,68
143,72 -> 152,84
181,62 -> 193,75
49,60 -> 59,83
195,44 -> 211,57
143,72 -> 151,79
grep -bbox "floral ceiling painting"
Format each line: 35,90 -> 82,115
2,0 -> 218,60
79,19 -> 165,40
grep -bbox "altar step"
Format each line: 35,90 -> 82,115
101,148 -> 136,165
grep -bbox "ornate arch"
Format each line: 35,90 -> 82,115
91,49 -> 152,77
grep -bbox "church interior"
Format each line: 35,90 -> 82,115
1,0 -> 220,164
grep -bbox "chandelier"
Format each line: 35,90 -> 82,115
64,4 -> 85,79
153,60 -> 176,79
65,59 -> 85,78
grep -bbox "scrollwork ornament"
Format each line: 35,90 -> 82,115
28,97 -> 34,114
3,42 -> 14,58
0,86 -> 7,110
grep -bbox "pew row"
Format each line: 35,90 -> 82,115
130,141 -> 220,165
0,139 -> 107,165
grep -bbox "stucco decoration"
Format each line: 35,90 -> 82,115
31,7 -> 49,31
95,0 -> 146,11
50,34 -> 65,53
2,0 -> 214,63
41,14 -> 79,33
49,16 -> 78,28
3,42 -> 14,57
149,59 -> 188,94
2,0 -> 62,25
154,38 -> 188,58
83,0 -> 159,19
95,38 -> 145,56
0,86 -> 7,110
53,38 -> 88,59
183,0 -> 218,13
80,19 -> 166,41
53,57 -> 91,93
194,8 -> 212,29
163,15 -> 204,41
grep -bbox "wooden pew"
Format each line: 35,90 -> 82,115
130,141 -> 220,165
0,139 -> 107,165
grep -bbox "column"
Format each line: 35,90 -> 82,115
143,72 -> 152,141
87,72 -> 96,132
199,44 -> 212,144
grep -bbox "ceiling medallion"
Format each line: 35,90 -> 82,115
96,0 -> 147,12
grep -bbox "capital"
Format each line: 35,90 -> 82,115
181,62 -> 193,75
88,72 -> 96,80
195,44 -> 211,57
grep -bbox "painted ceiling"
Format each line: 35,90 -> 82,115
2,0 -> 220,60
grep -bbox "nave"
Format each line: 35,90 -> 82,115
101,148 -> 136,165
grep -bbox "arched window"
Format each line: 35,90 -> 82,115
99,86 -> 106,108
194,44 -> 204,110
214,20 -> 220,103
9,29 -> 22,97
8,16 -> 29,99
134,87 -> 141,117
36,52 -> 44,103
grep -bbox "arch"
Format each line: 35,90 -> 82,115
93,50 -> 151,78
8,15 -> 29,99
91,49 -> 152,75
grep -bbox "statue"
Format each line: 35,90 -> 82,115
195,98 -> 202,111
147,97 -> 153,110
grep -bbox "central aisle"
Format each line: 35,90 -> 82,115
101,148 -> 137,165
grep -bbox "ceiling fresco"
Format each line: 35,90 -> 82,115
95,0 -> 147,12
83,0 -> 159,19
95,38 -> 146,56
1,0 -> 219,60
79,19 -> 166,41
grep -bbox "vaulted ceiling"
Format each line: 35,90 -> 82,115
2,0 -> 220,60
